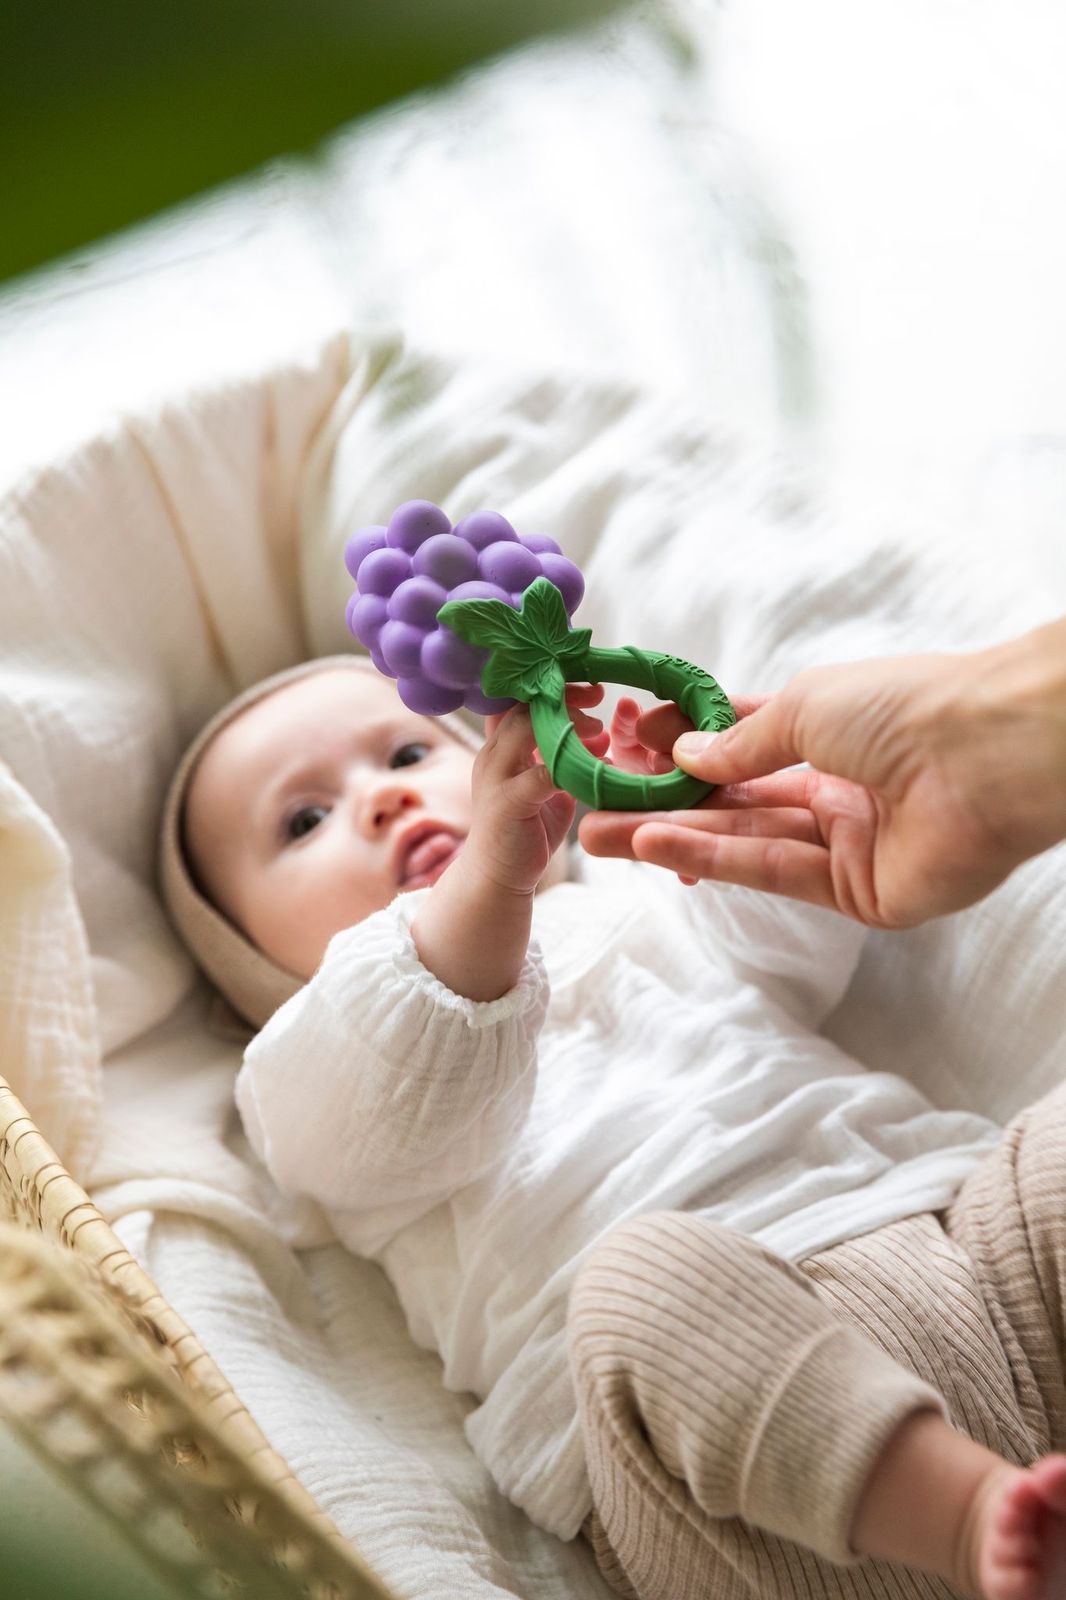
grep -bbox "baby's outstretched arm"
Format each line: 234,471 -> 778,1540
412,687 -> 602,1001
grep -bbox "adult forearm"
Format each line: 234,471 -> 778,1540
411,861 -> 534,1002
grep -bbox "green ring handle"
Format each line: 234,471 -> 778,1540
437,577 -> 736,812
529,645 -> 735,810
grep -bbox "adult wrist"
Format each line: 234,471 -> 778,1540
959,616 -> 1066,856
1000,615 -> 1066,729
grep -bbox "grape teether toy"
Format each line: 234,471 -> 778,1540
343,500 -> 735,810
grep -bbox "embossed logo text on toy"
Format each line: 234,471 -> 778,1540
651,654 -> 718,681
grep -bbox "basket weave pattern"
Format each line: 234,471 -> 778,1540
0,1078 -> 397,1600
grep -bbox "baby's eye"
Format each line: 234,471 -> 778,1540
389,742 -> 431,769
286,804 -> 330,841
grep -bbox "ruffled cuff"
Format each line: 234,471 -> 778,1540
739,1323 -> 946,1563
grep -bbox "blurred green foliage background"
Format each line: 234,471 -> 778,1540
1,0 -> 628,286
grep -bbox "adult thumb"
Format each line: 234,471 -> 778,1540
672,697 -> 799,784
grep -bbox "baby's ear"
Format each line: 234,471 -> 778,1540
206,992 -> 256,1045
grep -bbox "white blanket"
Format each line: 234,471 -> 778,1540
3,5 -> 1065,1597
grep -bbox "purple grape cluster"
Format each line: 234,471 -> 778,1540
344,500 -> 585,715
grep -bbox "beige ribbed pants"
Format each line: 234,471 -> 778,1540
568,1081 -> 1066,1600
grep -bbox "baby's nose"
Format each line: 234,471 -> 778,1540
364,784 -> 418,833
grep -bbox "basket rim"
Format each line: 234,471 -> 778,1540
0,1074 -> 398,1600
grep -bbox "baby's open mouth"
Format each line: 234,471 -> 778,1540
399,830 -> 463,889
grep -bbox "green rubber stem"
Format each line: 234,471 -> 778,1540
527,645 -> 736,810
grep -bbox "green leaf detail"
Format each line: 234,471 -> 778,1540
522,576 -> 573,649
437,597 -> 527,652
439,577 -> 590,702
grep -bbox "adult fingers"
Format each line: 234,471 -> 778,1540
579,804 -> 823,858
710,770 -> 821,811
654,806 -> 824,846
576,772 -> 827,870
635,693 -> 769,757
630,823 -> 839,912
672,693 -> 802,785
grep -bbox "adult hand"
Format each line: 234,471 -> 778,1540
579,619 -> 1066,928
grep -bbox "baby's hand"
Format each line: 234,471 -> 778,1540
466,684 -> 605,897
412,685 -> 602,998
608,696 -> 690,775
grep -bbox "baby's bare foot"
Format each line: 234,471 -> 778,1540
971,1456 -> 1066,1600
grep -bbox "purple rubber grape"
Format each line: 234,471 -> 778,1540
421,629 -> 488,691
344,525 -> 387,580
359,547 -> 413,597
379,620 -> 426,678
387,500 -> 451,553
388,576 -> 448,629
369,645 -> 393,678
538,553 -> 584,614
452,510 -> 518,550
517,532 -> 562,556
447,579 -> 516,607
478,541 -> 542,592
412,533 -> 480,588
465,687 -> 515,716
396,677 -> 465,716
343,500 -> 585,716
350,593 -> 389,649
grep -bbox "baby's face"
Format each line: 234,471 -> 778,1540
184,669 -> 483,979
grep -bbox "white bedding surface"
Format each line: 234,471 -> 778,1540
3,4 -> 1066,1596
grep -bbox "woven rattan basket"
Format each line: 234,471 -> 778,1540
0,1076 -> 401,1600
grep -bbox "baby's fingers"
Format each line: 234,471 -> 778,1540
506,758 -> 566,816
565,683 -> 608,760
610,697 -> 674,775
631,695 -> 761,758
565,682 -> 605,710
633,700 -> 692,758
485,700 -> 604,776
481,703 -> 537,771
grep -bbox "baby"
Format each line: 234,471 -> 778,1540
161,653 -> 1066,1600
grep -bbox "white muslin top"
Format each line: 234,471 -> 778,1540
235,853 -> 1001,1539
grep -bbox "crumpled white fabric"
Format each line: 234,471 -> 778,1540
0,765 -> 100,1173
235,862 -> 1000,1541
